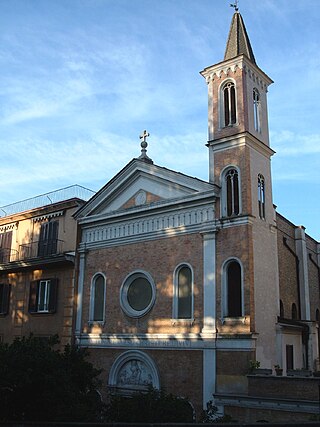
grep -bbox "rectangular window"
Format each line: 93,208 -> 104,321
28,279 -> 58,314
0,283 -> 10,315
286,344 -> 294,370
38,221 -> 59,257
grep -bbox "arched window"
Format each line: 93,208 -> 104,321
89,273 -> 106,322
280,299 -> 284,318
222,81 -> 237,127
224,168 -> 240,217
253,88 -> 261,132
258,174 -> 265,220
173,264 -> 193,320
292,303 -> 298,320
224,260 -> 243,318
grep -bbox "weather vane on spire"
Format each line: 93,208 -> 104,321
230,0 -> 239,12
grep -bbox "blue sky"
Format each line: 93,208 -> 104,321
0,0 -> 319,239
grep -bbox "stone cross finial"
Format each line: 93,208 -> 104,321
230,0 -> 239,12
139,130 -> 149,155
138,130 -> 153,163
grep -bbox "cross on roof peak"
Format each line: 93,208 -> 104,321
138,130 -> 153,164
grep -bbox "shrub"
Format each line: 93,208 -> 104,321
105,386 -> 194,423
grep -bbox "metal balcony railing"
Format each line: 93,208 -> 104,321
19,239 -> 64,260
0,248 -> 19,263
0,184 -> 95,218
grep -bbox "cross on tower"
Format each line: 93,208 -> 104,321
230,0 -> 239,12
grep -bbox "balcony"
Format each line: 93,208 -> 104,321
19,239 -> 64,259
0,239 -> 75,272
0,248 -> 19,263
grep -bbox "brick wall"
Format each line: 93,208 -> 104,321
82,233 -> 204,335
276,214 -> 299,319
87,347 -> 203,416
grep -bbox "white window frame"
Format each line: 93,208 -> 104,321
120,270 -> 156,319
38,280 -> 50,313
220,165 -> 242,218
221,257 -> 244,320
172,263 -> 194,321
89,272 -> 106,324
253,88 -> 261,133
258,173 -> 266,220
219,78 -> 238,128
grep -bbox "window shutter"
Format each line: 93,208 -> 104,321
0,284 -> 11,315
28,281 -> 39,313
48,278 -> 58,313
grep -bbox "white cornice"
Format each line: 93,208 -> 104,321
207,132 -> 275,158
76,332 -> 256,350
78,190 -> 217,226
76,159 -> 215,218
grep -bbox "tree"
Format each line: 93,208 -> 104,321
0,335 -> 103,422
105,387 -> 194,423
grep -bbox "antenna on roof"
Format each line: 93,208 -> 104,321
230,0 -> 239,12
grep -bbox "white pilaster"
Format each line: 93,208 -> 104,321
207,78 -> 214,142
75,250 -> 86,335
295,226 -> 310,320
202,231 -> 216,333
203,349 -> 216,409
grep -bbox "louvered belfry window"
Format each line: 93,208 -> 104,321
226,169 -> 239,216
223,82 -> 237,126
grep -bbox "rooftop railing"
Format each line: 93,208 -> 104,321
0,185 -> 95,218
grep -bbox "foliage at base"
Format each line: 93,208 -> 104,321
0,335 -> 103,422
105,387 -> 194,423
200,400 -> 236,423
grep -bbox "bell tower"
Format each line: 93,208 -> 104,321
200,10 -> 280,371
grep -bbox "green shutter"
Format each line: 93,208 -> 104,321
48,278 -> 58,313
28,281 -> 39,313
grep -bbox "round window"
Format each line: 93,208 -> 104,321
120,271 -> 156,318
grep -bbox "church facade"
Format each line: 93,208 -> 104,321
72,11 -> 320,421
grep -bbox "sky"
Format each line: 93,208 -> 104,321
0,0 -> 319,240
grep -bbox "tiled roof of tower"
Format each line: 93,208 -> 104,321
224,12 -> 256,64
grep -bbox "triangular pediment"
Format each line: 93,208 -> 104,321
76,159 -> 216,218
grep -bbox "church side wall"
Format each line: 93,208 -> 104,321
276,215 -> 299,318
306,235 -> 320,322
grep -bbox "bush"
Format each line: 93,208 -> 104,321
105,387 -> 194,423
0,335 -> 103,422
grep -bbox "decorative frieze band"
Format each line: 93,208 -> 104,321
0,223 -> 16,233
33,210 -> 64,222
204,62 -> 269,91
76,333 -> 256,351
81,205 -> 215,246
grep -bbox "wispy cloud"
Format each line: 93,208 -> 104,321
271,131 -> 320,156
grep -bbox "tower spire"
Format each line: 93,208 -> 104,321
224,10 -> 256,64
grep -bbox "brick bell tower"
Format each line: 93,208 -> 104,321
201,9 -> 280,371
